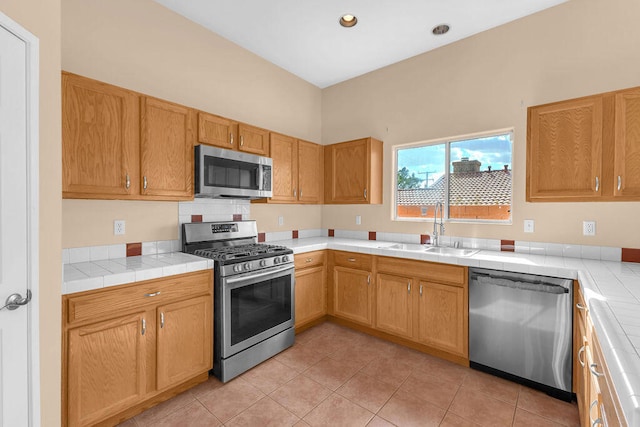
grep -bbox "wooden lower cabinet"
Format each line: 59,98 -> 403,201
156,296 -> 212,390
294,251 -> 327,329
332,266 -> 373,326
67,311 -> 149,427
416,281 -> 466,357
375,273 -> 413,339
62,270 -> 213,426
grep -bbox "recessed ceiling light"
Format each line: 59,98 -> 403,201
339,14 -> 358,28
432,24 -> 450,35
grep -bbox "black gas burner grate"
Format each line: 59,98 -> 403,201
194,244 -> 290,261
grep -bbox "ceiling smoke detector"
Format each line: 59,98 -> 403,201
432,24 -> 450,35
339,14 -> 358,28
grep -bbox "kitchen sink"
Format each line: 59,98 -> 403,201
424,246 -> 479,257
381,243 -> 479,257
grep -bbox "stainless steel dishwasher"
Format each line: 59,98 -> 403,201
469,268 -> 573,401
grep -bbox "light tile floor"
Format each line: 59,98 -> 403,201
119,322 -> 580,426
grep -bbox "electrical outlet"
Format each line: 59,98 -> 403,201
524,219 -> 535,233
114,220 -> 125,236
278,216 -> 284,226
355,215 -> 362,225
583,221 -> 596,236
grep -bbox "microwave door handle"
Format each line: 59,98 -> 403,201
257,165 -> 264,190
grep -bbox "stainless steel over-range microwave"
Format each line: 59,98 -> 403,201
194,145 -> 272,199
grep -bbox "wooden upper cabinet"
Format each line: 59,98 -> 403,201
270,132 -> 298,202
263,135 -> 324,204
297,139 -> 323,203
238,123 -> 270,156
325,137 -> 383,204
197,112 -> 237,149
527,95 -> 603,201
140,97 -> 194,199
62,72 -> 140,198
614,88 -> 640,198
527,84 -> 640,202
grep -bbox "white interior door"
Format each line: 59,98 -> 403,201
0,13 -> 39,427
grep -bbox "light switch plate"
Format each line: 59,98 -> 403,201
278,216 -> 284,226
524,219 -> 535,233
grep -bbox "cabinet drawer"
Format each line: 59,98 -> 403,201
376,256 -> 465,286
65,270 -> 212,326
592,332 -> 627,427
332,251 -> 372,270
295,251 -> 326,270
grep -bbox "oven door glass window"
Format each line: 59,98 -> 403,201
204,156 -> 259,190
230,274 -> 292,346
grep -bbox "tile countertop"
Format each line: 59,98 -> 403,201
62,237 -> 640,424
279,237 -> 640,425
62,252 -> 213,295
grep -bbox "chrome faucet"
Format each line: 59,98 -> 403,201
432,202 -> 445,246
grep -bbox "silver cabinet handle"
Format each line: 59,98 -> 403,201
305,258 -> 312,263
618,175 -> 622,191
240,135 -> 244,146
589,400 -> 603,426
590,363 -> 603,377
144,291 -> 161,297
576,303 -> 587,311
293,189 -> 297,197
595,176 -> 599,192
300,189 -> 303,198
125,173 -> 130,190
578,345 -> 586,367
364,188 -> 367,199
141,318 -> 146,336
367,275 -> 370,286
408,281 -> 411,294
420,285 -> 423,296
160,312 -> 165,329
348,258 -> 356,262
230,133 -> 234,145
143,175 -> 148,190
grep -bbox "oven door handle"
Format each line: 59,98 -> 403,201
224,264 -> 294,285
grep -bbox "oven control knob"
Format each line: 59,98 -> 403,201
233,265 -> 241,273
281,255 -> 289,263
259,260 -> 267,267
273,257 -> 281,264
244,262 -> 252,271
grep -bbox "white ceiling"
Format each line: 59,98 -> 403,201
154,0 -> 568,88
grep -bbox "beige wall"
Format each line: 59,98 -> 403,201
1,0 -> 62,425
321,0 -> 640,248
61,0 -> 323,245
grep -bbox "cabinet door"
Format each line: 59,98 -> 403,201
333,266 -> 373,326
62,72 -> 139,198
295,265 -> 326,328
325,138 -> 369,203
156,296 -> 213,390
614,89 -> 640,198
298,140 -> 323,203
375,274 -> 413,339
416,281 -> 466,357
270,133 -> 298,202
197,112 -> 237,149
238,123 -> 270,156
140,97 -> 194,199
527,96 -> 603,201
67,312 -> 148,427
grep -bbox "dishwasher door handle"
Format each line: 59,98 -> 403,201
472,274 -> 569,294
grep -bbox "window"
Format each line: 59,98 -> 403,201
394,129 -> 513,222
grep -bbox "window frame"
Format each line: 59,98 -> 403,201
392,128 -> 514,225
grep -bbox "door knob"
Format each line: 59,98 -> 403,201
1,290 -> 32,311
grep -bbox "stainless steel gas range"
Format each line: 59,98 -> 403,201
182,220 -> 295,382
